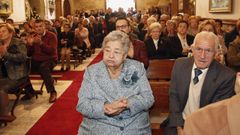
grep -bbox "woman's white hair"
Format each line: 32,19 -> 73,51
148,22 -> 162,33
147,16 -> 157,26
102,30 -> 130,54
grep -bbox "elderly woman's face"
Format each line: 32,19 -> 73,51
202,24 -> 214,33
103,41 -> 127,68
150,27 -> 161,40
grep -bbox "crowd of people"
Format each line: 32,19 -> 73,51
1,6 -> 240,134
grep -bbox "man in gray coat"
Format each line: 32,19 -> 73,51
0,24 -> 28,121
163,31 -> 236,135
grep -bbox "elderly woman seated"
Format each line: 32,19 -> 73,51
0,24 -> 28,122
76,31 -> 154,134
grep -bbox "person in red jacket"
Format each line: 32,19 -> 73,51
23,19 -> 58,103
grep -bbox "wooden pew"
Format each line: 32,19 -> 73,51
147,59 -> 175,81
147,58 -> 173,135
150,81 -> 170,113
150,81 -> 170,135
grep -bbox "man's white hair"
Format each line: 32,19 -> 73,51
192,31 -> 219,51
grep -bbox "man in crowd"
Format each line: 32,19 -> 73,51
162,31 -> 236,135
23,19 -> 58,103
115,17 -> 149,69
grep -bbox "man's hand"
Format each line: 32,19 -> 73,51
33,35 -> 42,45
27,34 -> 42,46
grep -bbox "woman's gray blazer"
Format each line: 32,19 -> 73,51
76,59 -> 154,135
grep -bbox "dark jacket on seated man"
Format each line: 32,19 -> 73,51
162,58 -> 236,135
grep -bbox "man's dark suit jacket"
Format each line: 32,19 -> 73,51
163,57 -> 236,134
144,37 -> 171,59
168,34 -> 194,59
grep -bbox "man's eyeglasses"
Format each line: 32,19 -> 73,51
116,25 -> 129,30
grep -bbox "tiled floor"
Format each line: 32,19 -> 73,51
54,48 -> 102,71
0,80 -> 72,135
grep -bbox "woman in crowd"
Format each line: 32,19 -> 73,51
76,31 -> 154,135
144,16 -> 157,40
145,22 -> 171,59
215,19 -> 226,37
75,21 -> 92,58
198,19 -> 227,64
165,20 -> 177,37
0,24 -> 28,121
59,23 -> 74,71
187,16 -> 199,37
168,20 -> 194,59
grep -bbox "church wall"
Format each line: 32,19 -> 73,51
0,0 -> 26,23
71,0 -> 165,13
196,0 -> 240,20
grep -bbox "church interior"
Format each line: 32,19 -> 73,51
0,0 -> 240,135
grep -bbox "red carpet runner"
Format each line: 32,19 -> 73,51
27,52 -> 103,135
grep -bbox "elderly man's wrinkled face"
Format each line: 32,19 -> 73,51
103,41 -> 127,68
0,26 -> 13,41
192,36 -> 216,69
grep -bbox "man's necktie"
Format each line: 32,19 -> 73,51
193,68 -> 202,84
